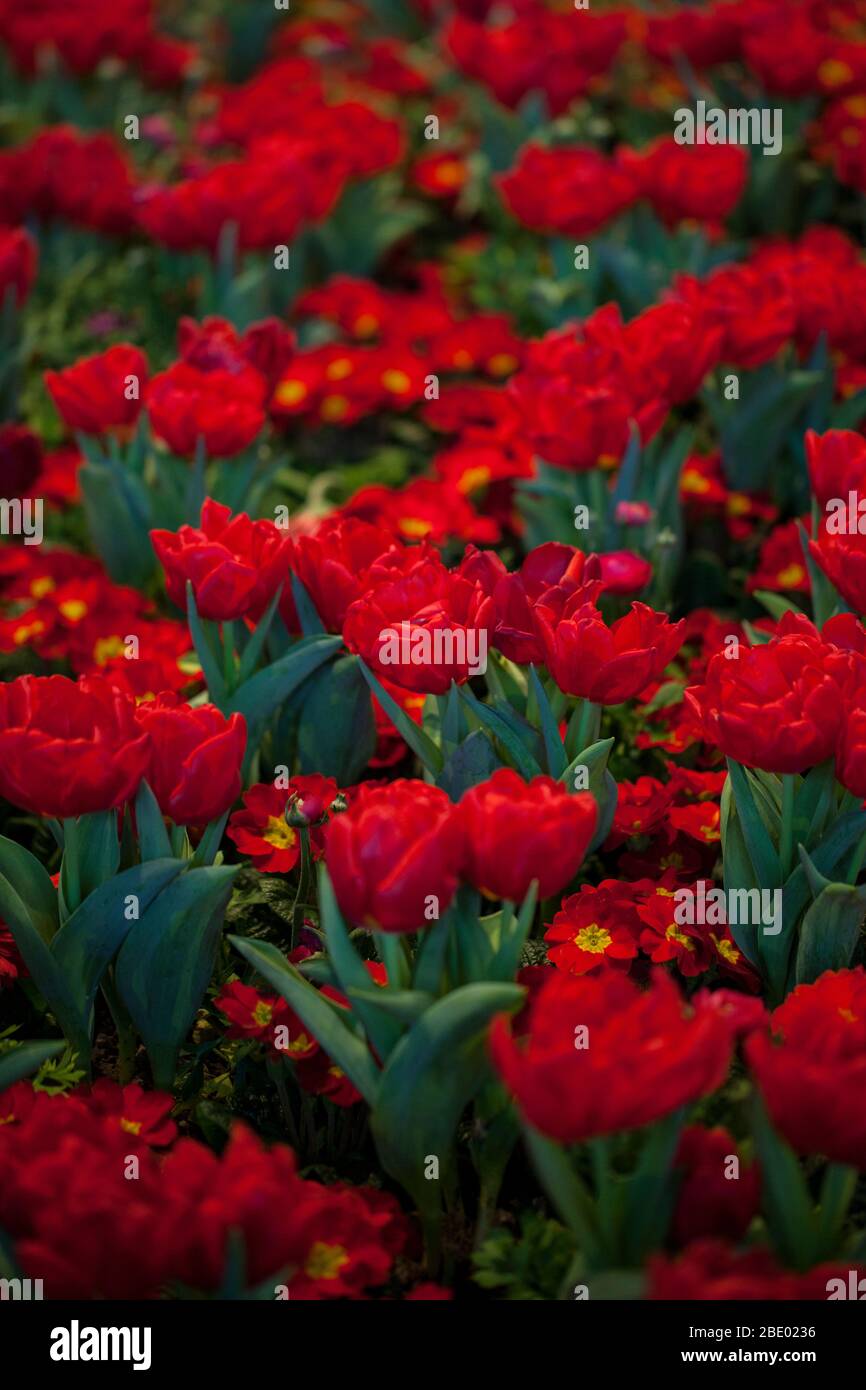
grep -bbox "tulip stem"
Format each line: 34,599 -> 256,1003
846,827 -> 866,885
291,827 -> 314,948
779,774 -> 795,881
62,817 -> 81,911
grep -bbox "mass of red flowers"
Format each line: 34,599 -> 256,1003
2,0 -> 866,1314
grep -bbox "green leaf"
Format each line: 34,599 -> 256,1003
236,585 -> 285,685
289,573 -> 325,637
357,658 -> 444,774
751,1096 -> 818,1270
228,935 -> 380,1104
52,859 -> 187,1044
528,665 -> 567,776
522,1125 -> 602,1261
115,864 -> 238,1088
296,654 -> 377,784
134,780 -> 173,862
0,1040 -> 65,1090
726,760 -> 781,889
0,834 -> 59,944
186,583 -> 227,707
436,728 -> 502,801
60,810 -> 120,912
226,633 -> 342,728
490,883 -> 538,982
457,684 -> 542,780
318,867 -> 402,1061
370,983 -> 524,1230
80,455 -> 155,589
795,877 -> 866,984
347,988 -> 434,1024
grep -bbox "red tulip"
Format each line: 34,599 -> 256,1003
0,674 -> 149,818
151,499 -> 292,622
324,780 -> 462,933
490,968 -> 733,1143
134,694 -> 246,827
458,769 -> 597,902
45,344 -> 148,436
535,598 -> 685,704
147,361 -> 266,459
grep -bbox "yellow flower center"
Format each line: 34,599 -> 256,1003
488,353 -> 518,377
354,313 -> 379,338
458,465 -> 491,494
665,925 -> 694,950
326,358 -> 354,381
381,368 -> 412,395
253,1000 -> 274,1027
30,576 -> 55,598
120,1117 -> 142,1135
14,620 -> 45,645
398,516 -> 433,538
59,599 -> 88,621
262,817 -> 297,851
776,563 -> 805,588
574,923 -> 612,954
274,379 -> 308,407
305,1242 -> 350,1280
93,634 -> 126,665
320,394 -> 350,422
820,58 -> 854,86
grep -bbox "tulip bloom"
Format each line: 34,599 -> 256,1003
324,780 -> 462,933
45,344 -> 148,436
151,499 -> 292,622
0,226 -> 36,307
342,551 -> 493,695
746,968 -> 866,1168
491,968 -> 733,1144
805,428 -> 866,509
685,626 -> 849,773
458,769 -> 597,902
535,598 -> 685,704
0,674 -> 149,818
147,361 -> 266,458
288,517 -> 399,633
134,695 -> 246,826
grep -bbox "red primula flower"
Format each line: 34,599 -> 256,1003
215,980 -> 318,1061
227,776 -> 338,872
544,880 -> 641,975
